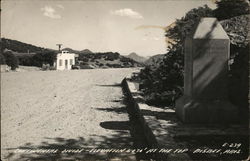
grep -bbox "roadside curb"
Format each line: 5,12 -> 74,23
121,78 -> 168,161
121,78 -> 191,161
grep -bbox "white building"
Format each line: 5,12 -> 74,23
55,50 -> 78,70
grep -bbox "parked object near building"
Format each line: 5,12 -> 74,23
54,50 -> 78,70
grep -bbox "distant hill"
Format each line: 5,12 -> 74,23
125,52 -> 147,63
62,48 -> 93,54
81,49 -> 93,54
62,48 -> 78,53
1,38 -> 51,53
144,54 -> 165,67
77,52 -> 143,69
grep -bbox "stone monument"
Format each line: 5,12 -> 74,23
176,18 -> 238,123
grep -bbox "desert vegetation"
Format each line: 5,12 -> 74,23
77,51 -> 141,69
1,51 -> 19,70
134,0 -> 249,108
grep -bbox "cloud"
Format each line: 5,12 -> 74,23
41,5 -> 61,19
135,22 -> 176,31
57,4 -> 64,9
135,25 -> 165,30
142,37 -> 160,41
110,8 -> 143,19
153,37 -> 160,41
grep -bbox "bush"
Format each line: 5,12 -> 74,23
17,54 -> 34,66
0,53 -> 5,64
82,57 -> 89,62
105,57 -> 114,61
80,62 -> 88,65
106,63 -> 112,67
42,64 -> 50,71
228,42 -> 249,123
3,51 -> 19,70
32,51 -> 57,67
111,64 -> 121,68
214,0 -> 249,20
49,66 -> 56,70
105,52 -> 119,60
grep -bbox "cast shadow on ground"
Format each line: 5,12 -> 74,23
3,85 -> 152,161
95,106 -> 127,114
100,121 -> 130,131
96,106 -> 178,124
95,83 -> 121,87
4,131 -> 135,161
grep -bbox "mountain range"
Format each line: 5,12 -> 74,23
125,52 -> 147,63
144,54 -> 165,67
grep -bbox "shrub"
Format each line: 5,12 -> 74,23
3,51 -> 19,70
214,0 -> 249,20
42,64 -> 50,71
111,64 -> 121,68
81,57 -> 89,62
0,53 -> 5,64
105,57 -> 114,61
32,51 -> 57,67
120,56 -> 135,63
227,29 -> 249,122
17,54 -> 34,66
80,62 -> 88,65
105,52 -> 119,60
49,66 -> 56,70
106,63 -> 112,67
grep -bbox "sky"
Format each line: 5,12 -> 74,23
1,0 -> 216,56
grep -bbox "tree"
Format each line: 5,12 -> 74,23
214,0 -> 250,20
3,51 -> 19,70
32,51 -> 57,67
166,5 -> 214,44
17,55 -> 34,66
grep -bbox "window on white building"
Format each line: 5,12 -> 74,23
59,59 -> 62,66
70,59 -> 73,65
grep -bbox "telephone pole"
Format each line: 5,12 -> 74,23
56,44 -> 63,51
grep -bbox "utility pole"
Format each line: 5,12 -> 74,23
56,44 -> 63,51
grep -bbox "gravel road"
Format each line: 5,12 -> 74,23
1,68 -> 138,161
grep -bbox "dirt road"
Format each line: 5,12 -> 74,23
1,68 -> 138,161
